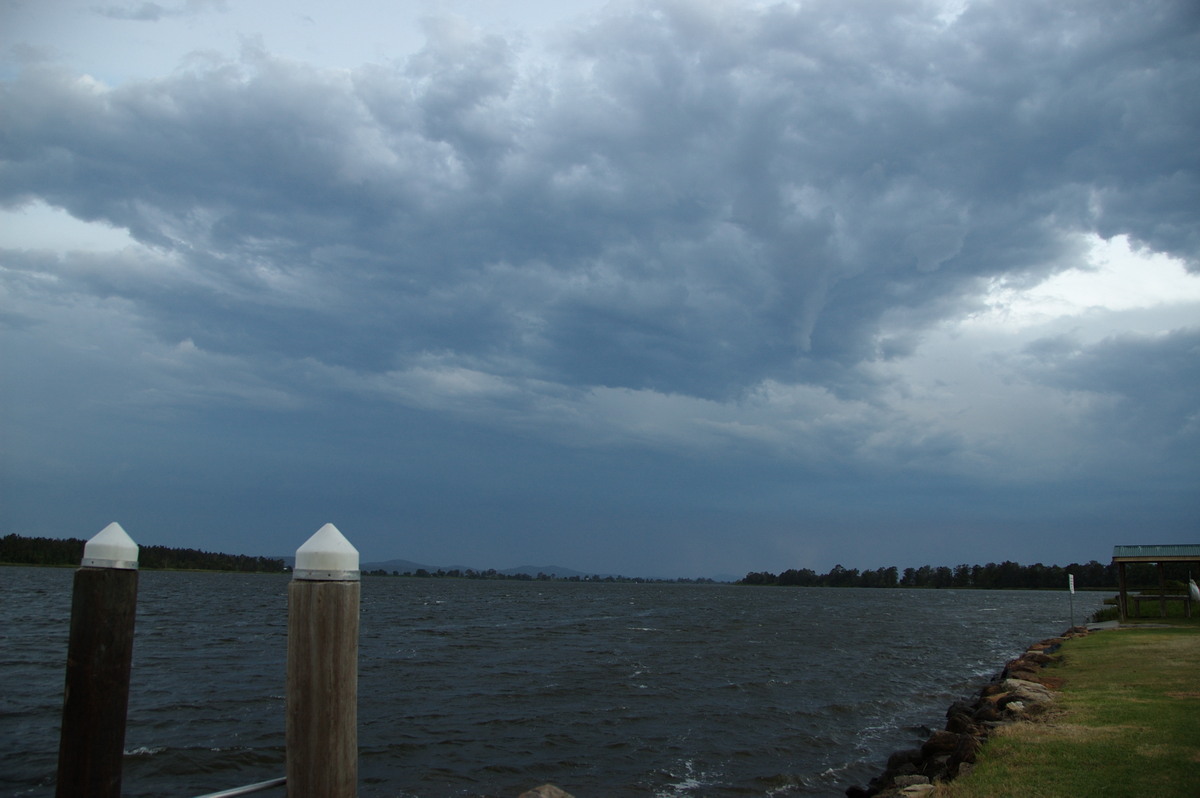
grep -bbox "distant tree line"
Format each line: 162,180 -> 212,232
0,533 -> 286,573
739,560 -> 1196,590
364,567 -> 716,584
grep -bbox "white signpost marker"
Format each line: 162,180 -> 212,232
1068,573 -> 1076,629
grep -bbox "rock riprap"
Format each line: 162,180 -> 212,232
845,625 -> 1092,798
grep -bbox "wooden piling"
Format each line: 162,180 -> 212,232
286,523 -> 360,798
56,523 -> 139,798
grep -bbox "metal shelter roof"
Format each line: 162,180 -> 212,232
1112,544 -> 1200,562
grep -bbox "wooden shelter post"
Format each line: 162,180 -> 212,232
1117,561 -> 1128,622
1158,562 -> 1167,617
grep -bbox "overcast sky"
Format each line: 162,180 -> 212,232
2,0 -> 1197,578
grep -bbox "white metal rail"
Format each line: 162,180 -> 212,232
193,776 -> 286,797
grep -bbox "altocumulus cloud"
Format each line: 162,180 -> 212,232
1,0 -> 1198,575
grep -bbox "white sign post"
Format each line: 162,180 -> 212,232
1068,573 -> 1076,629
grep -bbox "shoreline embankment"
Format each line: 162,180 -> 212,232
843,625 -> 1097,798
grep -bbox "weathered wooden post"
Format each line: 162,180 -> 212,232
56,522 -> 139,798
287,523 -> 360,798
1117,560 -> 1128,622
1157,561 -> 1167,618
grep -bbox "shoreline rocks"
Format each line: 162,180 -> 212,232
519,786 -> 575,798
845,625 -> 1093,798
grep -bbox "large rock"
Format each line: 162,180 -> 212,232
945,712 -> 979,735
920,730 -> 961,758
945,700 -> 977,733
1000,678 -> 1055,704
886,747 -> 923,775
991,680 -> 1053,719
1003,699 -> 1031,718
1002,661 -> 1042,682
919,754 -> 952,781
979,682 -> 1006,698
519,786 -> 574,798
950,732 -> 981,765
971,693 -> 1006,724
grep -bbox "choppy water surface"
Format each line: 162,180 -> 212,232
0,568 -> 1100,797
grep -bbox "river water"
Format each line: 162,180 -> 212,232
1,567 -> 1101,797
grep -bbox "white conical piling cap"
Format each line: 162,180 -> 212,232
82,522 -> 139,569
293,523 -> 359,581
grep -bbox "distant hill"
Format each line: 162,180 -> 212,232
499,564 -> 599,579
361,558 -> 472,574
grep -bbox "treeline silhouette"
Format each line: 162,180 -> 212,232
0,533 -> 286,573
740,560 -> 1195,590
364,566 -> 716,584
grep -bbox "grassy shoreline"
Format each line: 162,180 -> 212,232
933,623 -> 1200,798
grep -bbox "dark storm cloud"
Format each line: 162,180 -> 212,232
4,0 -> 1196,405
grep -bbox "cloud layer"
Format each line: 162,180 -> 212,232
2,0 -> 1198,574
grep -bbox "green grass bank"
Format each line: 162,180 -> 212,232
934,623 -> 1200,798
